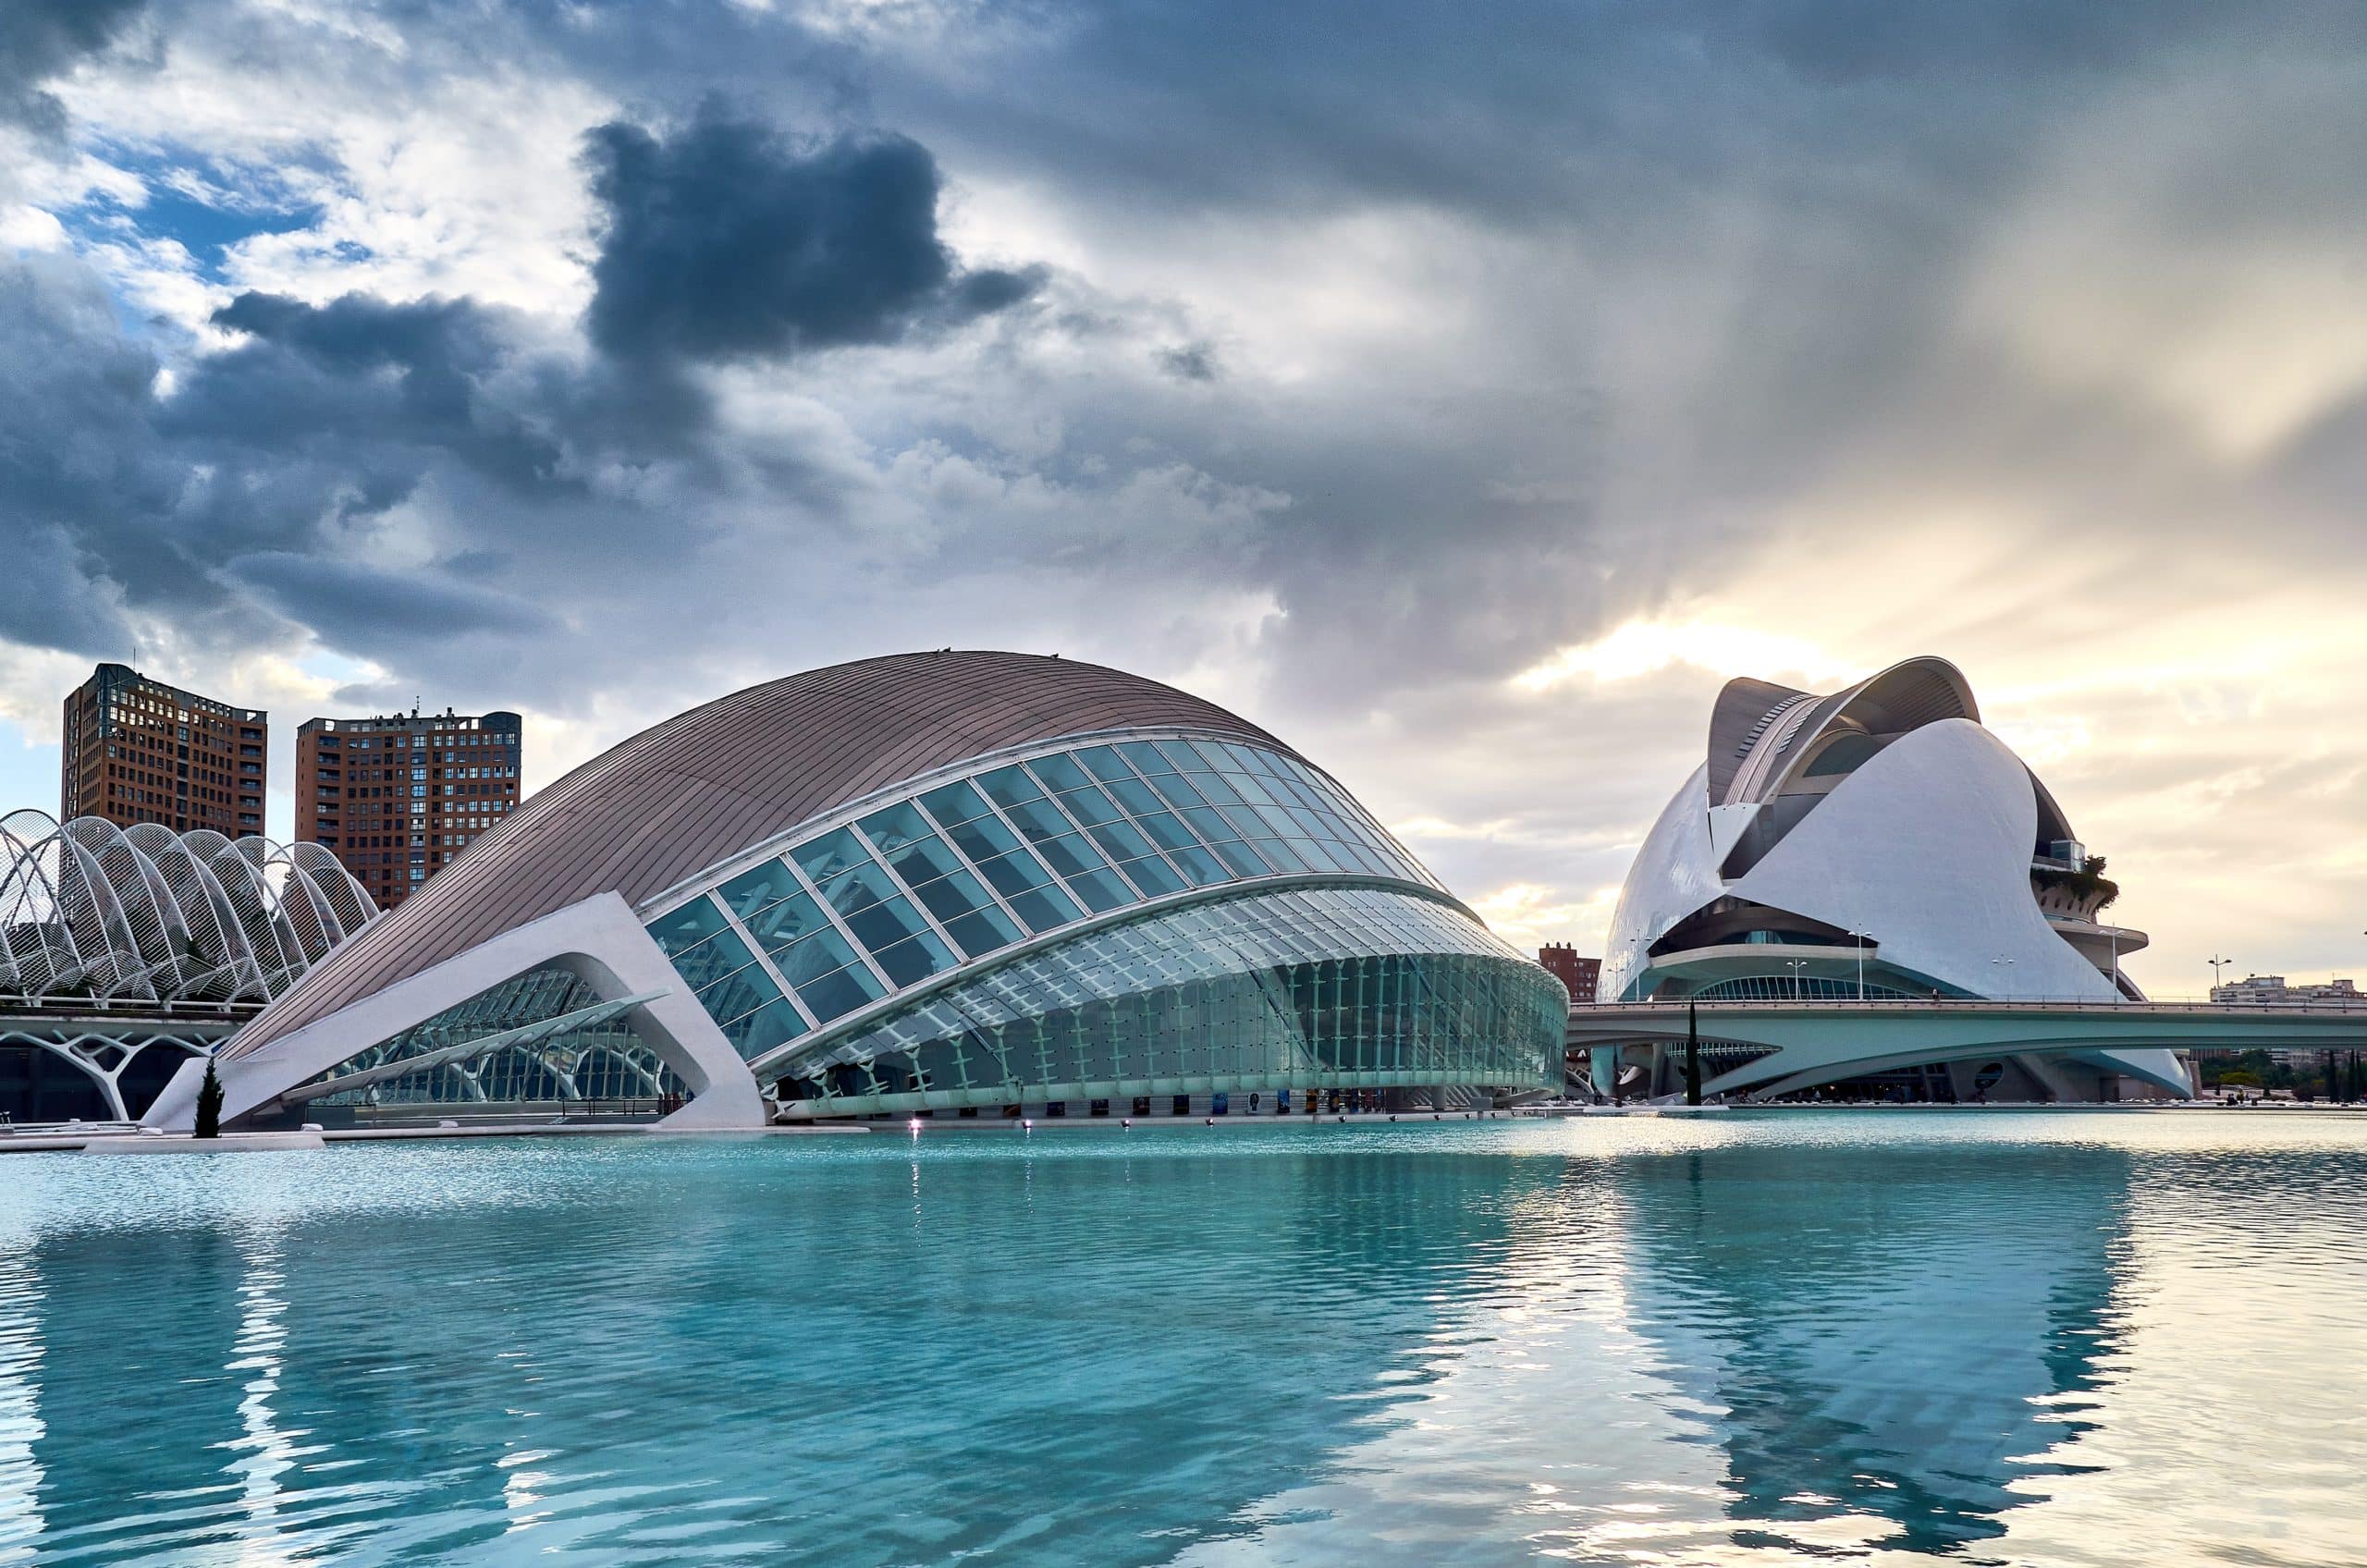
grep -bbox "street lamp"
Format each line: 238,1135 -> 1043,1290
1784,957 -> 1809,999
2208,954 -> 2233,997
1990,956 -> 2017,999
1846,927 -> 1871,1000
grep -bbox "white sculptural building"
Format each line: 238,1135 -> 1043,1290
1596,657 -> 2188,1101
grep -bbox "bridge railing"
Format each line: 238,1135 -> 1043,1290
0,994 -> 264,1020
1573,996 -> 2367,1015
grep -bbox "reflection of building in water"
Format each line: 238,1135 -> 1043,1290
2,1145 -> 1540,1563
1619,1141 -> 2132,1554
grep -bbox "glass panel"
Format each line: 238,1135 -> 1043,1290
695,961 -> 779,1026
1007,884 -> 1083,933
816,860 -> 897,917
1168,843 -> 1229,885
1282,805 -> 1331,839
1151,741 -> 1204,774
1001,797 -> 1073,845
1117,741 -> 1174,776
1086,818 -> 1153,863
1132,809 -> 1200,854
717,860 -> 800,919
796,963 -> 887,1024
871,930 -> 958,988
791,828 -> 868,882
845,895 -> 931,953
918,779 -> 992,827
1062,866 -> 1134,913
1188,740 -> 1243,774
1189,767 -> 1245,805
719,998 -> 804,1060
1148,770 -> 1207,809
674,927 -> 757,992
1075,746 -> 1135,785
944,908 -> 1022,957
945,814 -> 1021,861
1206,839 -> 1272,877
887,835 -> 963,886
975,848 -> 1055,898
857,802 -> 935,855
975,765 -> 1045,810
776,928 -> 860,986
1247,744 -> 1294,778
1254,804 -> 1303,839
912,869 -> 995,925
1257,837 -> 1314,874
1114,852 -> 1185,898
1104,775 -> 1165,818
1226,769 -> 1278,806
1218,806 -> 1270,841
1026,753 -> 1091,793
1054,784 -> 1121,827
744,889 -> 828,954
1180,805 -> 1238,844
1035,832 -> 1111,879
644,897 -> 729,957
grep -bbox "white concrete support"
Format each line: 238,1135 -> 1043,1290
145,892 -> 767,1131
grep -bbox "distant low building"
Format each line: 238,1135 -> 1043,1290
1539,943 -> 1599,1002
2211,974 -> 2363,1006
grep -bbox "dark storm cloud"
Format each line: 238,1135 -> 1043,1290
0,254 -> 632,663
189,291 -> 573,493
0,95 -> 1056,680
583,112 -> 1041,364
0,0 -> 145,139
227,552 -> 557,643
1158,344 -> 1220,382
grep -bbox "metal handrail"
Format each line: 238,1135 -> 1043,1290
1574,996 -> 2367,1015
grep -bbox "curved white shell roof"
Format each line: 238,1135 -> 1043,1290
1600,657 -> 2183,1096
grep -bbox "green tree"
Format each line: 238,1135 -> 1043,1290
194,1057 -> 225,1140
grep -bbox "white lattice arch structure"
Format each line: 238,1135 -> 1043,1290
0,811 -> 377,1006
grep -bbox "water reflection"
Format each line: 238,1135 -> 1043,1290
1620,1142 -> 2133,1555
0,1243 -> 45,1562
0,1118 -> 2362,1566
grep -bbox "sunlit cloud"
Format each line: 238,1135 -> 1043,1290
1510,620 -> 1858,693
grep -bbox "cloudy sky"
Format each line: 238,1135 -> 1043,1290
4,0 -> 2364,997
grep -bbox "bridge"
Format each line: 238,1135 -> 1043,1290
2,997 -> 256,1123
1565,998 -> 2367,1101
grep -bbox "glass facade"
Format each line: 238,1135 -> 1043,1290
766,886 -> 1565,1118
1686,975 -> 1923,1002
642,733 -> 1445,1067
291,967 -> 688,1113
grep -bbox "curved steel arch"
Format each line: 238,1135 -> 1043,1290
0,811 -> 379,1008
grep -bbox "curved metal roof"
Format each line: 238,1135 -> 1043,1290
227,651 -> 1290,1058
1711,656 -> 1980,807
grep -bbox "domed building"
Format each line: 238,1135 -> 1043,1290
157,652 -> 1564,1130
1597,656 -> 2187,1101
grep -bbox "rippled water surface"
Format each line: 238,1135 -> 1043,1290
4,1111 -> 2365,1566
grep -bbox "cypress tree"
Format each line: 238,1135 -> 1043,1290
194,1057 -> 225,1140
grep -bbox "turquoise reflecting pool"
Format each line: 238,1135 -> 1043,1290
3,1111 -> 2364,1565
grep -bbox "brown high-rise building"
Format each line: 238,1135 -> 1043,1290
1538,942 -> 1599,1003
61,664 -> 267,838
297,707 -> 522,910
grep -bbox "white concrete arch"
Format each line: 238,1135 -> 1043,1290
150,892 -> 764,1131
